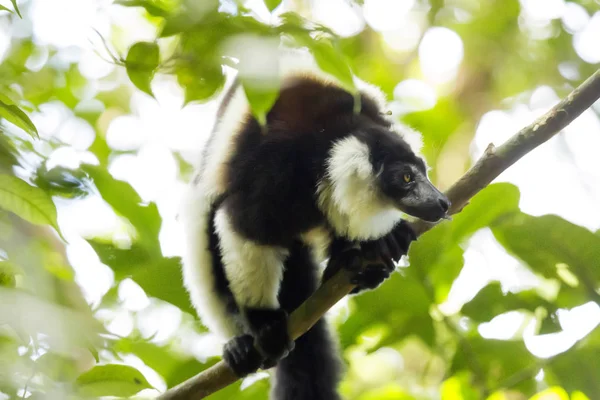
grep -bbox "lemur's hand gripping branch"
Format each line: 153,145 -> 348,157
158,68 -> 600,400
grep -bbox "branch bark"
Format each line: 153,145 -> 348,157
158,68 -> 600,400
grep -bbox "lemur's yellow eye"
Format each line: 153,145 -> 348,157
403,173 -> 412,183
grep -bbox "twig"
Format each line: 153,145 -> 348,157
158,68 -> 600,400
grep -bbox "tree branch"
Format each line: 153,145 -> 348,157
158,68 -> 600,400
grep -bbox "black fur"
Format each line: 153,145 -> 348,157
223,334 -> 263,377
221,79 -> 405,247
272,240 -> 342,400
243,307 -> 294,362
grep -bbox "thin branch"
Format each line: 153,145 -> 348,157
158,68 -> 600,400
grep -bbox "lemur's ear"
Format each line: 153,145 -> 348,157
394,123 -> 425,158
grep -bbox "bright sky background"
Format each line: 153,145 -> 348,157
2,0 -> 600,395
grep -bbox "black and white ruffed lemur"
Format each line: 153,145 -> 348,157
179,51 -> 450,400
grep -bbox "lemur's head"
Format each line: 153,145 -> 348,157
365,126 -> 450,223
319,121 -> 450,240
270,57 -> 450,239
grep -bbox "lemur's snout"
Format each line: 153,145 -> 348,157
396,180 -> 451,223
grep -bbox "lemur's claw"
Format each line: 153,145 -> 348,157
349,264 -> 392,294
245,308 -> 294,363
223,334 -> 263,377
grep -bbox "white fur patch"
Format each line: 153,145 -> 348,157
299,225 -> 332,264
317,136 -> 403,240
393,122 -> 425,160
214,208 -> 288,309
199,85 -> 249,201
179,184 -> 241,338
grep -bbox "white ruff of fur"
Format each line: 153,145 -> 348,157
214,208 -> 288,309
318,136 -> 404,241
179,185 -> 241,338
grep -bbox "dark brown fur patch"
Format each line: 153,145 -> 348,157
265,75 -> 391,139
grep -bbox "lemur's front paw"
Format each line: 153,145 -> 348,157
223,334 -> 263,377
349,264 -> 393,294
322,242 -> 362,284
245,308 -> 295,364
350,221 -> 417,294
387,220 -> 418,261
362,220 -> 417,263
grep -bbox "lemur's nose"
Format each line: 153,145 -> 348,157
438,197 -> 450,213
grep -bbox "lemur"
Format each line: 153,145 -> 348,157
179,51 -> 450,400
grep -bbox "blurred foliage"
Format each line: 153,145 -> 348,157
0,0 -> 599,399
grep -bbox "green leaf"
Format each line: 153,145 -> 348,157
572,390 -> 592,400
554,283 -> 588,309
306,38 -> 355,93
88,240 -> 194,315
131,256 -> 195,314
159,12 -> 197,37
114,338 -> 215,387
33,165 -> 90,199
36,352 -> 78,382
240,77 -> 280,127
114,0 -> 174,17
338,272 -> 434,350
449,183 -> 520,241
0,261 -> 18,288
0,5 -> 13,13
158,2 -> 220,37
264,0 -> 282,12
408,183 -> 519,304
176,60 -> 225,105
357,384 -> 416,400
545,329 -> 600,398
75,364 -> 152,397
10,0 -> 21,17
125,41 -> 160,97
460,282 -> 556,323
408,222 -> 464,303
285,28 -> 355,94
493,214 -> 600,282
441,372 -> 480,400
0,174 -> 63,238
0,97 -> 38,138
82,165 -> 162,255
450,336 -> 538,394
530,387 -> 569,400
538,311 -> 562,335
